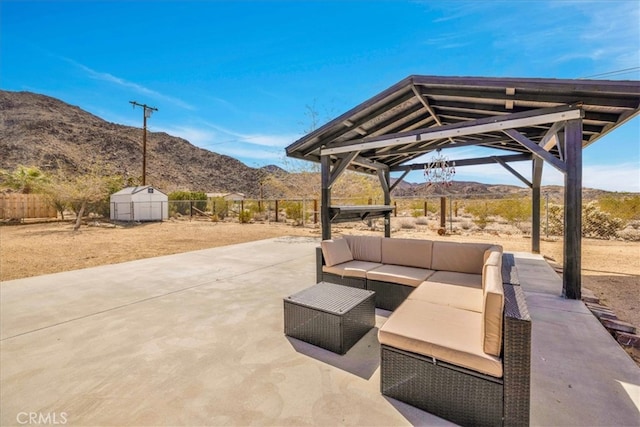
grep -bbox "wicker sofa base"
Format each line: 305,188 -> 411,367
367,279 -> 414,311
381,345 -> 504,426
319,272 -> 367,289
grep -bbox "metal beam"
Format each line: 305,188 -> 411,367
321,105 -> 583,156
321,155 -> 331,240
503,129 -> 567,173
377,168 -> 390,196
383,168 -> 391,237
492,156 -> 532,188
531,158 -> 543,254
391,153 -> 532,171
328,151 -> 359,187
539,120 -> 566,150
563,119 -> 583,300
390,169 -> 411,192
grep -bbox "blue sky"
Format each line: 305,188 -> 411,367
1,0 -> 639,191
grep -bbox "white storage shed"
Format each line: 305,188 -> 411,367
110,186 -> 168,222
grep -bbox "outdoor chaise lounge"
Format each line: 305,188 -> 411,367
317,235 -> 531,426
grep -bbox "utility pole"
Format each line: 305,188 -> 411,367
129,101 -> 158,185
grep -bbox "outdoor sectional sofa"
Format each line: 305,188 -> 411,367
317,235 -> 531,426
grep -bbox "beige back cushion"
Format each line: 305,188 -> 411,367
483,245 -> 503,266
431,241 -> 492,274
320,239 -> 353,267
381,238 -> 433,269
482,246 -> 503,289
344,235 -> 382,263
482,265 -> 504,356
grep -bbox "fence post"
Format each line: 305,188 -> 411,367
545,193 -> 549,238
424,200 -> 427,217
314,199 -> 318,224
394,201 -> 397,217
449,196 -> 453,233
440,197 -> 446,230
275,200 -> 279,222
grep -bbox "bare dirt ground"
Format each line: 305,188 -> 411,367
2,218 -> 638,363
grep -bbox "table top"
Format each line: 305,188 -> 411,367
285,282 -> 375,315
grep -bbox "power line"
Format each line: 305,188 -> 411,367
578,67 -> 640,79
129,101 -> 158,186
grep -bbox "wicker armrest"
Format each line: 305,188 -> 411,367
502,283 -> 532,427
316,246 -> 324,283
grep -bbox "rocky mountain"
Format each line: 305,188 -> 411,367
0,90 -> 272,196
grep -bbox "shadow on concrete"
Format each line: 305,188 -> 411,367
286,327 -> 381,380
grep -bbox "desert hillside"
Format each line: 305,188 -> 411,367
0,90 -> 270,196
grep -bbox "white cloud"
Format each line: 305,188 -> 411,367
63,57 -> 195,110
199,121 -> 297,148
216,146 -> 283,163
156,126 -> 218,147
582,163 -> 640,193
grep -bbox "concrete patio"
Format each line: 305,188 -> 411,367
1,236 -> 639,426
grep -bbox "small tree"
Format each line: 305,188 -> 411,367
0,165 -> 50,194
48,166 -> 111,231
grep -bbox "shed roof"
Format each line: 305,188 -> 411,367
286,75 -> 640,174
112,186 -> 167,196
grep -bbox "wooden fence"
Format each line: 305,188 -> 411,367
0,194 -> 57,220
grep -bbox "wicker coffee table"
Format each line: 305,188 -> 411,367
284,282 -> 375,354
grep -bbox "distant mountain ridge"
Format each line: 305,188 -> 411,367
0,90 -> 274,197
0,90 -> 619,200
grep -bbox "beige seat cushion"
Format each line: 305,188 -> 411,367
323,260 -> 383,279
483,265 -> 505,356
367,264 -> 435,287
426,271 -> 482,289
431,241 -> 493,274
344,235 -> 382,263
381,238 -> 433,269
321,239 -> 353,267
411,280 -> 483,313
379,299 -> 503,378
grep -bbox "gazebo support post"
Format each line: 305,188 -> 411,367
563,119 -> 583,299
380,168 -> 391,237
532,158 -> 543,254
321,154 -> 331,241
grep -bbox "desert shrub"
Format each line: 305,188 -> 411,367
282,201 -> 308,225
546,202 -> 624,239
616,224 -> 640,241
238,209 -> 252,224
415,216 -> 429,225
465,200 -> 491,230
460,220 -> 474,230
399,218 -> 416,229
597,195 -> 640,223
546,204 -> 564,236
493,198 -> 531,227
168,191 -> 207,215
209,197 -> 228,219
583,201 -> 623,239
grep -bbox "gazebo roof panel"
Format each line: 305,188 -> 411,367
286,75 -> 640,173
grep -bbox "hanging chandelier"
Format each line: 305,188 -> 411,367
424,148 -> 456,187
